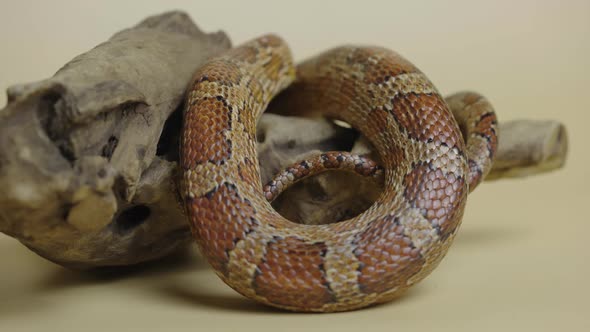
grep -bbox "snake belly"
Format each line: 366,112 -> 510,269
181,35 -> 497,312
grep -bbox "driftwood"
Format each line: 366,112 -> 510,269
0,11 -> 568,269
486,120 -> 567,180
0,11 -> 231,268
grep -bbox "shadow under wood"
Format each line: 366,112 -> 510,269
37,247 -> 208,293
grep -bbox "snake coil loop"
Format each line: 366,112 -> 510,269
181,35 -> 497,312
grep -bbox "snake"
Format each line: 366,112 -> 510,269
180,35 -> 497,312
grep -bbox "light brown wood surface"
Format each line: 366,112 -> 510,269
0,1 -> 587,331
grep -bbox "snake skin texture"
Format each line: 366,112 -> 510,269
263,151 -> 384,202
181,35 -> 498,312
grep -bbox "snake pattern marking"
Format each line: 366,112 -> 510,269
181,35 -> 497,312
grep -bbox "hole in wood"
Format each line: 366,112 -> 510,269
156,106 -> 183,161
102,135 -> 119,160
37,93 -> 76,163
115,205 -> 151,232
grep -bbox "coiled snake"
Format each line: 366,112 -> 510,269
181,35 -> 497,312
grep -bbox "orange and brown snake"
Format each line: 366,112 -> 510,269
180,35 -> 497,312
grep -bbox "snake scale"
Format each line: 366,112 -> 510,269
180,35 -> 497,312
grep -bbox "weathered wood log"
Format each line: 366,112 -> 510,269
486,120 -> 568,180
0,11 -> 231,268
0,11 -> 568,269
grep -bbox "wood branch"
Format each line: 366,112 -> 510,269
0,11 -> 569,269
0,11 -> 231,268
486,120 -> 568,180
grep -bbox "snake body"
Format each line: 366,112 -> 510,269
181,35 -> 497,312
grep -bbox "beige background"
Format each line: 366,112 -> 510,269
0,0 -> 588,331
